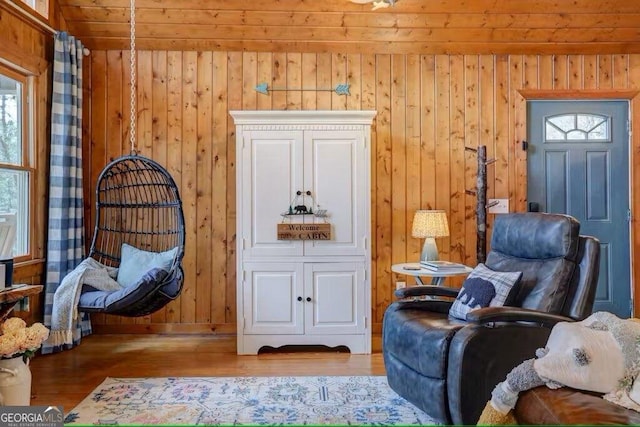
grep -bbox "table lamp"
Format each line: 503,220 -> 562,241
411,210 -> 449,262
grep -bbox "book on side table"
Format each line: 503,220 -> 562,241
420,260 -> 468,271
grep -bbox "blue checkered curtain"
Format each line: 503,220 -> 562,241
42,32 -> 87,354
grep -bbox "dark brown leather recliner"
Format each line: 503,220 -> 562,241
382,213 -> 601,425
515,386 -> 640,425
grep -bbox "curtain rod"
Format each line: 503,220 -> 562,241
3,0 -> 90,56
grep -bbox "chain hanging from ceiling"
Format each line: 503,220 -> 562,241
129,0 -> 137,155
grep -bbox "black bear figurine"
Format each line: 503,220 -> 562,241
294,205 -> 308,214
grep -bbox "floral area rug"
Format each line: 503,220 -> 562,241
65,375 -> 435,425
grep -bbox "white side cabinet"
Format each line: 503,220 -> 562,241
230,110 -> 375,355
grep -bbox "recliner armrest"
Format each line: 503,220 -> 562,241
465,306 -> 574,326
394,285 -> 459,299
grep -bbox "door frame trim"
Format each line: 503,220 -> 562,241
519,89 -> 638,317
519,89 -> 639,100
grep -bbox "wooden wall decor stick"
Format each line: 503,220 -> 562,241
476,145 -> 488,264
465,145 -> 496,264
255,82 -> 351,96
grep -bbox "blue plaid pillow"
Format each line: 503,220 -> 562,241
448,263 -> 522,320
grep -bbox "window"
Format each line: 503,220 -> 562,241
0,67 -> 32,259
18,0 -> 49,18
544,113 -> 610,142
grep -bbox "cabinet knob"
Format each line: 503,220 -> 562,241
306,297 -> 312,302
297,296 -> 303,301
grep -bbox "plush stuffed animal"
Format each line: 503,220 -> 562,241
478,312 -> 640,425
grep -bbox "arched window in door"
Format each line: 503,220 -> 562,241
544,113 -> 610,142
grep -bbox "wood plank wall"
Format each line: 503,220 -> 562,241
85,51 -> 640,333
0,5 -> 50,73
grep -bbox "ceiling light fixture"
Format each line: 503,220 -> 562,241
350,0 -> 396,11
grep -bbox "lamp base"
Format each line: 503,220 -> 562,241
420,238 -> 439,262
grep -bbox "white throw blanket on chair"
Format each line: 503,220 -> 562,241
46,257 -> 122,347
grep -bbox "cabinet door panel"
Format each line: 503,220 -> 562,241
304,130 -> 367,256
242,131 -> 304,257
243,263 -> 304,335
304,262 -> 365,335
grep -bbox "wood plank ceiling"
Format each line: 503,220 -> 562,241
57,0 -> 640,53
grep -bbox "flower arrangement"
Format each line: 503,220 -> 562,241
0,317 -> 49,361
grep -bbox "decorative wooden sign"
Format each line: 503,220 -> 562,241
277,223 -> 332,240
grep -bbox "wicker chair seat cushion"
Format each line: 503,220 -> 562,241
79,268 -> 170,313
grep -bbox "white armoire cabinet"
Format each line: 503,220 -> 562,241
230,110 -> 376,355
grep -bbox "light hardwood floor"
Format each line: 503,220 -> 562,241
29,334 -> 385,412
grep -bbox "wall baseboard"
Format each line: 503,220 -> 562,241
93,323 -> 384,336
93,323 -> 237,335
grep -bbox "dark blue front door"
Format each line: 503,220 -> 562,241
527,100 -> 630,317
